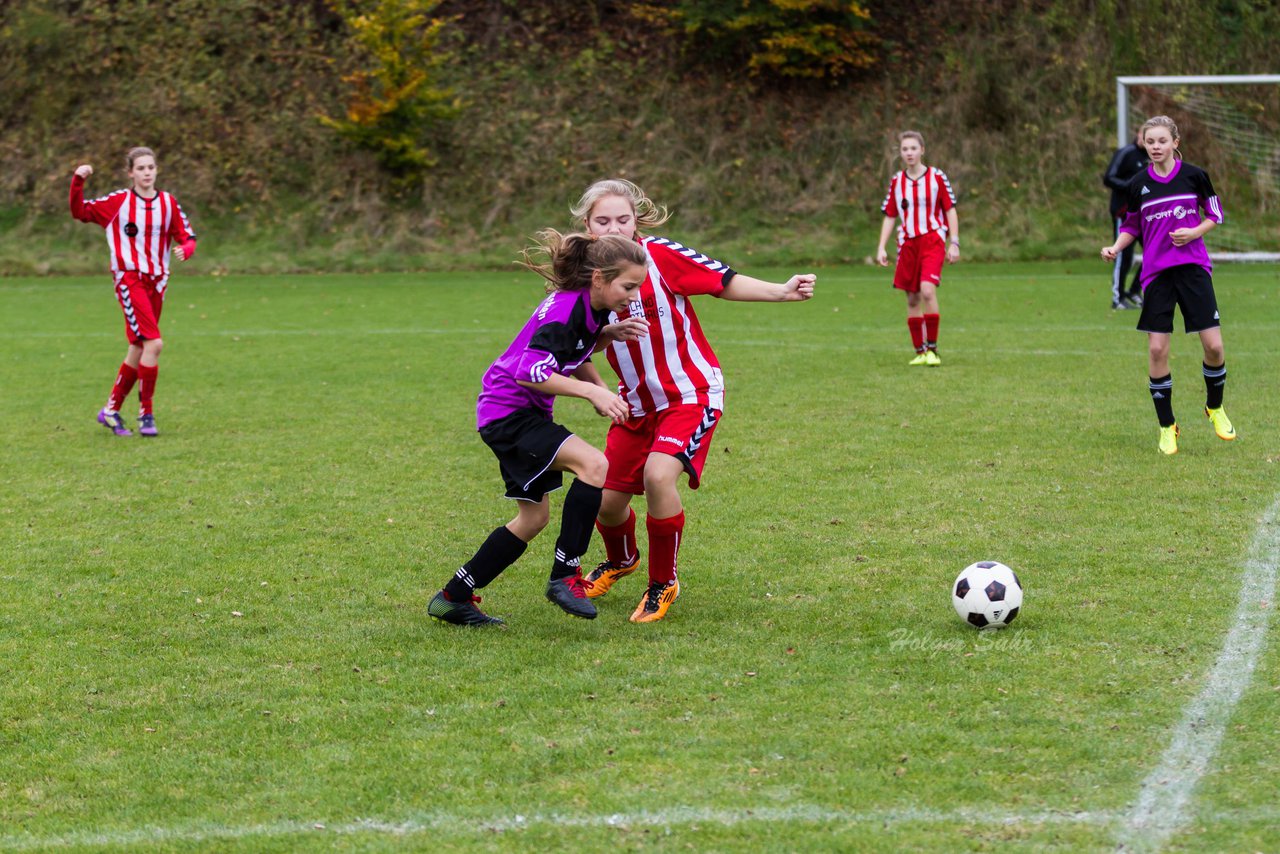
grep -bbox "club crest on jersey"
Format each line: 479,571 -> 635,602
123,222 -> 139,237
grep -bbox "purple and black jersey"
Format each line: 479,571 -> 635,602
476,288 -> 609,430
1119,161 -> 1223,291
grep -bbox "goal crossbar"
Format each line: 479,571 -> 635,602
1116,75 -> 1280,145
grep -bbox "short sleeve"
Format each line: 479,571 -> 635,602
518,321 -> 578,382
645,238 -> 734,297
934,170 -> 956,212
880,179 -> 898,218
1194,169 -> 1224,223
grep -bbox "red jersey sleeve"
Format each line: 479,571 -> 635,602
69,175 -> 123,227
166,193 -> 197,258
933,169 -> 956,213
880,176 -> 899,218
643,237 -> 734,297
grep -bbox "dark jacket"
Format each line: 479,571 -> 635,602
1103,142 -> 1148,218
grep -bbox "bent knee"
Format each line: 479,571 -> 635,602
579,454 -> 609,487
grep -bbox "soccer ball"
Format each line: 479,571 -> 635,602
952,561 -> 1023,629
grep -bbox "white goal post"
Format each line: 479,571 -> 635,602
1117,74 -> 1280,261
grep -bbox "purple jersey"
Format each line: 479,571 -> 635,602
476,287 -> 608,429
1119,161 -> 1223,291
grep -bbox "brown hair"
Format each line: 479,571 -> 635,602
899,131 -> 925,147
126,146 -> 156,169
519,230 -> 647,294
571,178 -> 671,235
1139,116 -> 1182,159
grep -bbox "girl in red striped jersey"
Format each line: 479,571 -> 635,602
70,147 -> 196,437
574,178 -> 815,623
875,131 -> 960,366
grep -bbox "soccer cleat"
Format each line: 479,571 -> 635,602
908,352 -> 929,366
630,578 -> 680,623
97,408 -> 132,437
1112,298 -> 1138,310
428,590 -> 505,626
137,413 -> 158,437
545,572 -> 597,619
1158,424 -> 1179,456
583,556 -> 640,598
1205,406 -> 1235,441
1127,291 -> 1144,307
924,349 -> 942,367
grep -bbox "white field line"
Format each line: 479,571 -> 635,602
1115,496 -> 1280,853
0,805 -> 1117,850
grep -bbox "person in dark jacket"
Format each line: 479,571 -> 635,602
1103,133 -> 1148,309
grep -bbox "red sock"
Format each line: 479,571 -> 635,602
596,507 -> 638,566
137,364 -> 159,416
907,316 -> 925,352
645,511 -> 684,586
924,313 -> 940,350
107,362 -> 138,412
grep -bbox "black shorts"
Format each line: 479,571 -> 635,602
1137,264 -> 1220,335
478,408 -> 573,502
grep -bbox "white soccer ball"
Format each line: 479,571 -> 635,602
952,561 -> 1023,629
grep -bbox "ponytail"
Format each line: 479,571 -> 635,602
519,230 -> 646,293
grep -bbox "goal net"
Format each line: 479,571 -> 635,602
1117,75 -> 1280,261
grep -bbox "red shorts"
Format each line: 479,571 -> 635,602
893,233 -> 945,293
603,403 -> 722,494
115,271 -> 166,344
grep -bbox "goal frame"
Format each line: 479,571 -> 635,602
1116,74 -> 1280,146
1116,75 -> 1280,261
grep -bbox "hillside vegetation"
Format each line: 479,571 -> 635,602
2,0 -> 1277,273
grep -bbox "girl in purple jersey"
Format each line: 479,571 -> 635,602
1102,115 -> 1234,455
428,232 -> 647,626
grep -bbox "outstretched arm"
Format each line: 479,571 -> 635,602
571,360 -> 612,390
720,272 -> 815,302
517,373 -> 629,422
1102,231 -> 1137,261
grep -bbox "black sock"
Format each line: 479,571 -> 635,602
1203,362 -> 1226,410
550,480 -> 603,580
444,526 -> 527,601
1149,374 -> 1175,427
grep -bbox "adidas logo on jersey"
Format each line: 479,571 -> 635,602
1141,185 -> 1151,195
576,339 -> 585,350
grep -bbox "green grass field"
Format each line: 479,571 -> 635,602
1,262 -> 1278,852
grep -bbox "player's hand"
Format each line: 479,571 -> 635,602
783,274 -> 815,301
74,164 -> 93,179
590,388 -> 630,423
876,248 -> 889,267
1101,246 -> 1118,262
946,243 -> 960,264
1169,227 -> 1196,247
602,317 -> 648,343
174,245 -> 187,261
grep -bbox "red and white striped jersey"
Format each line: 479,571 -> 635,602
604,236 -> 736,417
880,167 -> 956,245
70,174 -> 196,278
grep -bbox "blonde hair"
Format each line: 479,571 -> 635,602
899,130 -> 925,147
571,178 -> 671,234
519,230 -> 647,294
1139,116 -> 1182,159
126,146 -> 156,169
